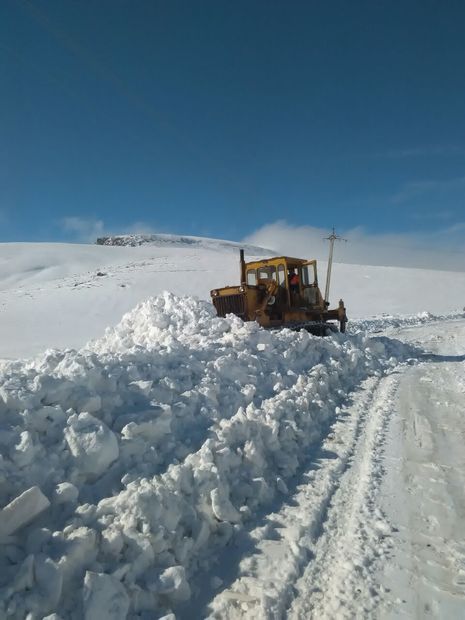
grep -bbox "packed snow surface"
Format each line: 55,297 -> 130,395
0,292 -> 422,619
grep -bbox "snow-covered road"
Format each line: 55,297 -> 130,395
201,320 -> 465,619
379,321 -> 465,619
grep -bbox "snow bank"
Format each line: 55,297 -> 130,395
0,293 -> 413,618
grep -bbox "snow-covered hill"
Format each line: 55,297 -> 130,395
96,233 -> 272,255
0,236 -> 464,359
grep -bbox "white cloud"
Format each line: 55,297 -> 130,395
61,217 -> 105,242
60,217 -> 157,242
125,221 -> 157,235
243,221 -> 465,272
381,145 -> 465,158
392,175 -> 465,204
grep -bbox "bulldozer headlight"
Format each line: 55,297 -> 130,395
239,285 -> 246,293
211,289 -> 219,297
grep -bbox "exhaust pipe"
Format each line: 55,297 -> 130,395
240,249 -> 246,284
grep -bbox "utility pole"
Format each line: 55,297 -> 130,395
324,227 -> 346,304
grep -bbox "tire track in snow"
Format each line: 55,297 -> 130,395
288,373 -> 399,619
198,373 -> 401,619
377,321 -> 465,618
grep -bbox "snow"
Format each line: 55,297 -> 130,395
0,238 -> 464,359
95,233 -> 271,255
64,413 -> 119,479
0,486 -> 50,540
203,321 -> 465,620
0,235 -> 464,618
0,291 -> 413,618
377,322 -> 465,619
83,571 -> 130,620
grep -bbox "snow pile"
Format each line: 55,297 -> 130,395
0,294 -> 414,618
95,233 -> 270,255
349,310 -> 465,334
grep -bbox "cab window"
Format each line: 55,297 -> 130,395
257,266 -> 277,281
247,269 -> 257,285
302,266 -> 310,285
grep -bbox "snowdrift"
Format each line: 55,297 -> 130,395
0,294 -> 414,618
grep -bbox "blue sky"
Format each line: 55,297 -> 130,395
1,0 -> 465,256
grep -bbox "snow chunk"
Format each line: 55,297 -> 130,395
10,554 -> 34,592
28,405 -> 66,432
53,482 -> 79,504
80,395 -> 102,414
11,430 -> 36,467
211,488 -> 241,523
157,565 -> 191,603
129,380 -> 153,396
60,527 -> 97,582
34,555 -> 63,611
64,412 -> 118,478
83,571 -> 129,620
121,406 -> 172,441
0,486 -> 50,538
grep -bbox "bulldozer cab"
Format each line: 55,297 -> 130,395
245,257 -> 321,312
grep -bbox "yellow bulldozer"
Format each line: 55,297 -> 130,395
211,250 -> 347,335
